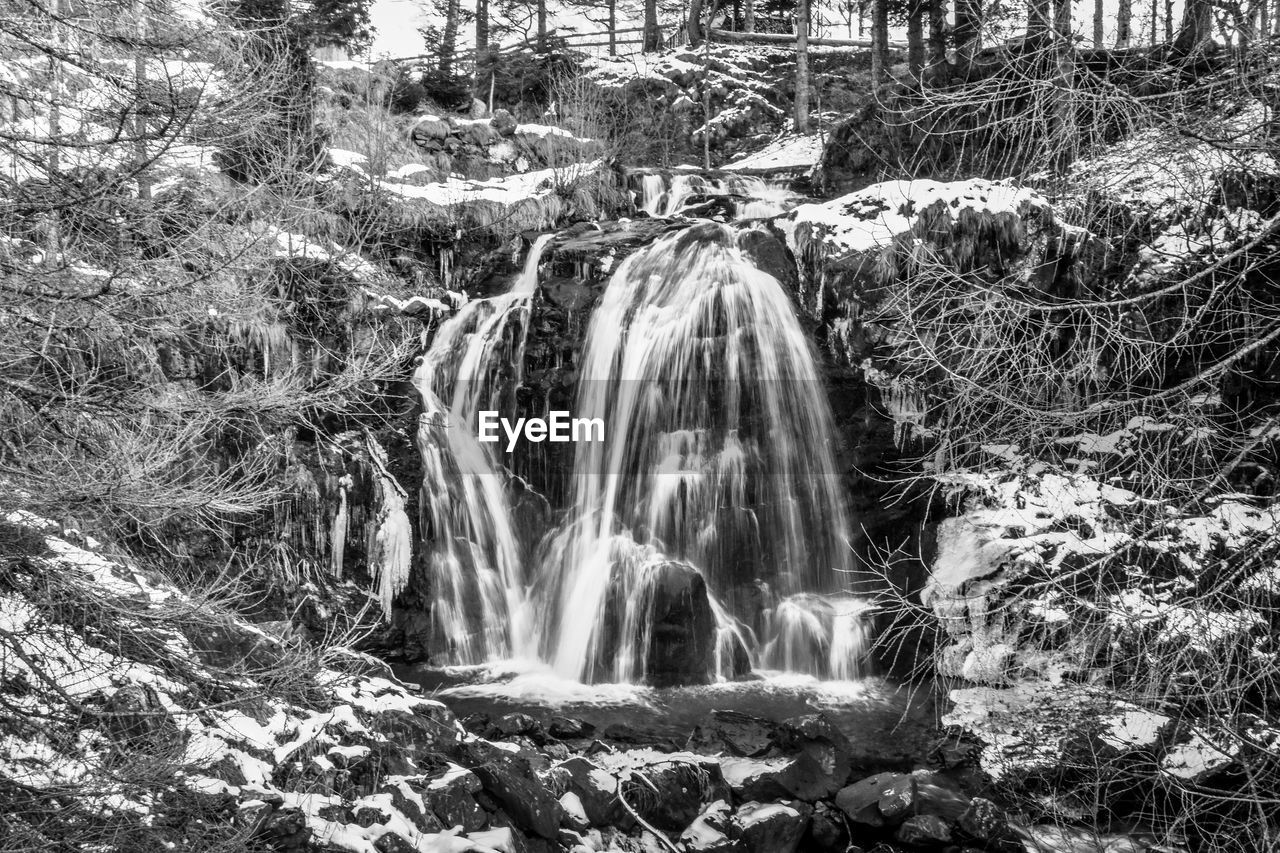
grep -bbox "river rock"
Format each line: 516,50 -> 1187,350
956,797 -> 1010,844
459,739 -> 564,839
595,749 -> 729,831
733,800 -> 812,853
680,800 -> 740,852
558,791 -> 590,832
643,561 -> 718,687
689,710 -> 777,757
803,801 -> 849,853
773,714 -> 854,800
257,807 -> 310,851
834,773 -> 898,827
422,765 -> 487,832
555,756 -> 625,827
896,814 -> 953,846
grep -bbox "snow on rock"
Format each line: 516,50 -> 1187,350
1066,102 -> 1278,222
943,683 -> 1172,783
0,512 -> 527,852
723,133 -> 824,175
783,178 -> 1051,258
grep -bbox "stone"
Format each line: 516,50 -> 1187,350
555,756 -> 625,827
876,773 -> 915,820
772,714 -> 855,801
257,808 -> 311,851
689,710 -> 777,757
548,716 -> 594,739
641,561 -> 718,687
733,800 -> 812,853
374,832 -> 418,853
719,757 -> 792,802
490,109 -> 517,137
956,797 -> 1009,843
379,779 -> 444,833
419,766 -> 486,832
495,712 -> 545,741
681,800 -> 740,852
835,773 -> 903,827
595,750 -> 729,832
234,799 -> 273,833
804,802 -> 849,853
896,814 -> 953,847
558,792 -> 590,833
460,740 -> 564,839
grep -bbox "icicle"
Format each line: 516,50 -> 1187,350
329,474 -> 351,578
366,437 -> 412,621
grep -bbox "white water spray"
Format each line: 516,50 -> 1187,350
408,235 -> 553,663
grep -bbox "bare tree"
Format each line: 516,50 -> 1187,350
795,0 -> 810,130
907,1 -> 925,78
1093,0 -> 1104,45
645,0 -> 661,50
927,0 -> 947,83
1028,0 -> 1051,37
1117,0 -> 1132,45
871,0 -> 888,81
954,0 -> 981,64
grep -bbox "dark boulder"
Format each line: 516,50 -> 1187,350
689,710 -> 778,758
422,766 -> 487,832
835,773 -> 898,827
459,740 -> 563,839
804,801 -> 850,853
896,814 -> 952,847
554,756 -> 625,827
733,800 -> 813,853
642,560 -> 718,687
681,800 -> 741,852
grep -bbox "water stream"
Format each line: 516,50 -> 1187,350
410,185 -> 873,686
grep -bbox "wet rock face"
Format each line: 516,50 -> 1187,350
457,740 -> 565,839
642,561 -> 719,687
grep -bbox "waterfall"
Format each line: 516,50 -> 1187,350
636,173 -> 799,219
408,235 -> 553,664
538,223 -> 867,682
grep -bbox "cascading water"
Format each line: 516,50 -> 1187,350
537,222 -> 870,682
409,235 -> 553,664
636,173 -> 799,220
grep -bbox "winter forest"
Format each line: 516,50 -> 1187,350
2,0 -> 1280,850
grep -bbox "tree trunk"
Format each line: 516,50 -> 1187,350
441,0 -> 460,74
1092,0 -> 1104,44
134,0 -> 150,201
927,0 -> 947,83
954,0 -> 980,64
795,0 -> 810,131
608,0 -> 616,54
1028,0 -> 1051,37
1173,0 -> 1214,54
744,0 -> 754,32
871,0 -> 888,81
537,0 -> 548,50
1116,0 -> 1132,46
907,3 -> 924,78
1150,0 -> 1157,44
1054,0 -> 1074,171
1164,0 -> 1174,41
645,0 -> 661,49
476,0 -> 489,53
